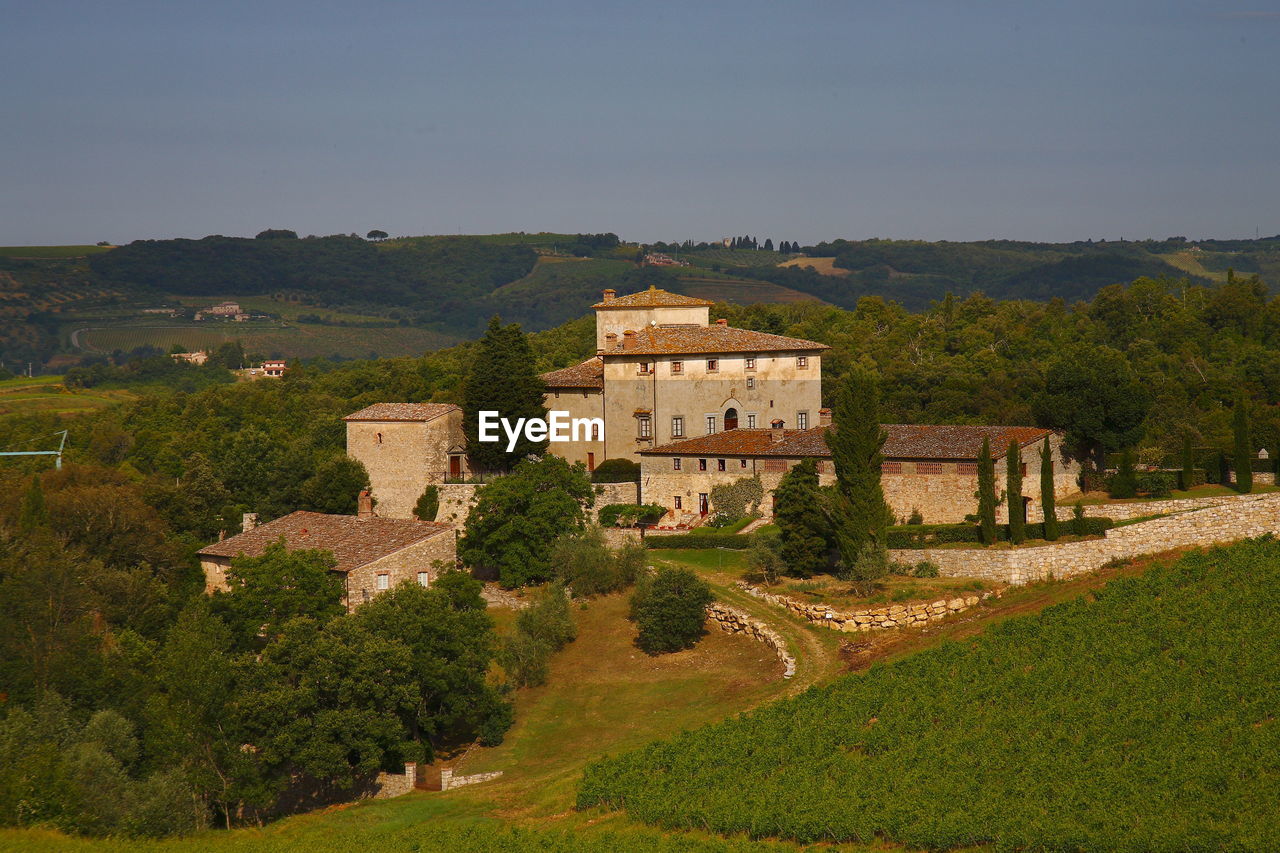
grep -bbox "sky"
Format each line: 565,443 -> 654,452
2,0 -> 1278,246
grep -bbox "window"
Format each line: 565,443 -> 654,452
745,357 -> 756,370
746,377 -> 755,389
1021,462 -> 1028,477
705,415 -> 716,434
797,356 -> 809,369
417,571 -> 429,587
591,422 -> 600,440
638,416 -> 652,439
674,496 -> 682,510
741,459 -> 749,468
671,416 -> 684,437
673,458 -> 682,471
671,361 -> 684,374
376,432 -> 382,444
957,462 -> 978,475
797,411 -> 809,429
698,458 -> 707,471
707,358 -> 719,372
717,459 -> 726,471
882,462 -> 903,474
747,413 -> 757,428
376,573 -> 389,591
917,462 -> 944,475
638,362 -> 651,375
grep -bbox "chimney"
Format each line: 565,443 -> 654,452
770,419 -> 785,442
358,490 -> 374,518
716,318 -> 727,326
622,330 -> 637,350
242,512 -> 258,532
605,332 -> 618,349
819,408 -> 832,427
602,288 -> 616,302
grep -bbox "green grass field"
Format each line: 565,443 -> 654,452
0,245 -> 114,258
0,374 -> 134,421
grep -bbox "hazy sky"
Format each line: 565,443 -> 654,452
3,0 -> 1277,246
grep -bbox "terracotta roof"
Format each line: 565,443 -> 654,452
593,286 -> 714,309
602,324 -> 828,356
640,424 -> 1051,460
541,357 -> 604,389
344,403 -> 459,422
197,511 -> 453,573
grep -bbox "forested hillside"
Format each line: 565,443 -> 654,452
579,538 -> 1280,851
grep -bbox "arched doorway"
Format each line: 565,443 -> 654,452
724,407 -> 739,430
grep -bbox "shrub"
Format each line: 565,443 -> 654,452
591,458 -> 640,483
629,567 -> 714,655
708,475 -> 764,522
1072,503 -> 1087,536
551,526 -> 644,596
644,533 -> 754,550
912,560 -> 940,578
1108,449 -> 1138,499
499,584 -> 576,688
745,532 -> 785,585
413,484 -> 439,521
1136,471 -> 1173,498
907,508 -> 924,525
597,503 -> 666,528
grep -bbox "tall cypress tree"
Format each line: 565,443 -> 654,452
1006,439 -> 1025,544
827,368 -> 891,588
463,316 -> 548,473
1234,396 -> 1253,493
1180,434 -> 1195,491
1040,436 -> 1059,541
976,437 -> 997,545
773,457 -> 830,578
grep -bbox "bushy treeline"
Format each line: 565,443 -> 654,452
579,538 -> 1280,851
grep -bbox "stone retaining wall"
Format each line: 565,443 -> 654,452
740,584 -> 996,633
892,492 -> 1280,585
435,481 -> 640,529
440,768 -> 503,791
705,602 -> 796,678
372,762 -> 417,799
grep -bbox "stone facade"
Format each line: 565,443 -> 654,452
740,583 -> 998,632
343,530 -> 457,610
705,601 -> 796,678
889,492 -> 1280,585
345,404 -> 467,520
544,386 -> 606,468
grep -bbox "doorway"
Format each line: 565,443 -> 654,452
724,407 -> 739,431
698,493 -> 709,515
448,455 -> 461,480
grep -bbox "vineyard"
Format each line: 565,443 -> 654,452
579,538 -> 1280,851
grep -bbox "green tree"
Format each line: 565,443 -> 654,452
414,485 -> 440,521
976,437 -> 997,545
365,230 -> 388,241
1072,502 -> 1087,536
460,456 -> 594,587
1110,449 -> 1138,499
211,541 -> 345,648
1032,343 -> 1150,469
1006,440 -> 1025,545
629,567 -> 714,655
297,453 -> 370,514
1180,434 -> 1195,491
826,368 -> 891,588
1040,437 -> 1059,541
773,458 -> 830,577
1234,396 -> 1253,493
17,474 -> 48,531
462,317 -> 548,472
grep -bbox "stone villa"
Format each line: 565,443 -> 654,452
346,286 -> 1081,526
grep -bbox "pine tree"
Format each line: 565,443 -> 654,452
827,368 -> 891,588
1180,434 -> 1195,491
1234,396 -> 1253,493
462,316 -> 549,473
17,475 -> 48,531
976,437 -> 997,544
773,457 -> 829,577
1006,439 -> 1025,544
1040,436 -> 1059,541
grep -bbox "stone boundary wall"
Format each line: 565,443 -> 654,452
435,480 -> 639,529
440,768 -> 503,791
1026,492 -> 1251,522
740,584 -> 996,633
892,492 -> 1280,585
372,762 -> 417,799
706,602 -> 796,678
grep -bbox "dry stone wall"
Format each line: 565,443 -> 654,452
440,769 -> 503,791
705,602 -> 796,678
740,584 -> 996,632
372,762 -> 417,799
892,492 -> 1280,585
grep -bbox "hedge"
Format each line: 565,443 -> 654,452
645,533 -> 754,550
598,503 -> 667,528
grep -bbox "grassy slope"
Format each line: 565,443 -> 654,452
0,374 -> 134,421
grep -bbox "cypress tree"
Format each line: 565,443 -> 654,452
17,475 -> 48,531
1110,449 -> 1137,499
827,367 -> 891,588
773,457 -> 830,578
976,437 -> 997,545
1040,436 -> 1059,541
414,485 -> 440,521
1006,439 -> 1025,545
1233,396 -> 1253,493
462,316 -> 548,473
1180,434 -> 1195,491
1072,502 -> 1087,536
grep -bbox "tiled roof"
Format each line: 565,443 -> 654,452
593,286 -> 714,309
640,424 -> 1051,461
541,357 -> 604,389
603,324 -> 828,356
197,511 -> 453,573
343,402 -> 459,422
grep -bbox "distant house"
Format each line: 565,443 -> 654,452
196,301 -> 242,321
197,493 -> 456,611
261,360 -> 287,377
171,351 -> 208,365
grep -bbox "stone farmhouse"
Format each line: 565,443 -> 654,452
197,493 -> 456,611
345,286 -> 1081,526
